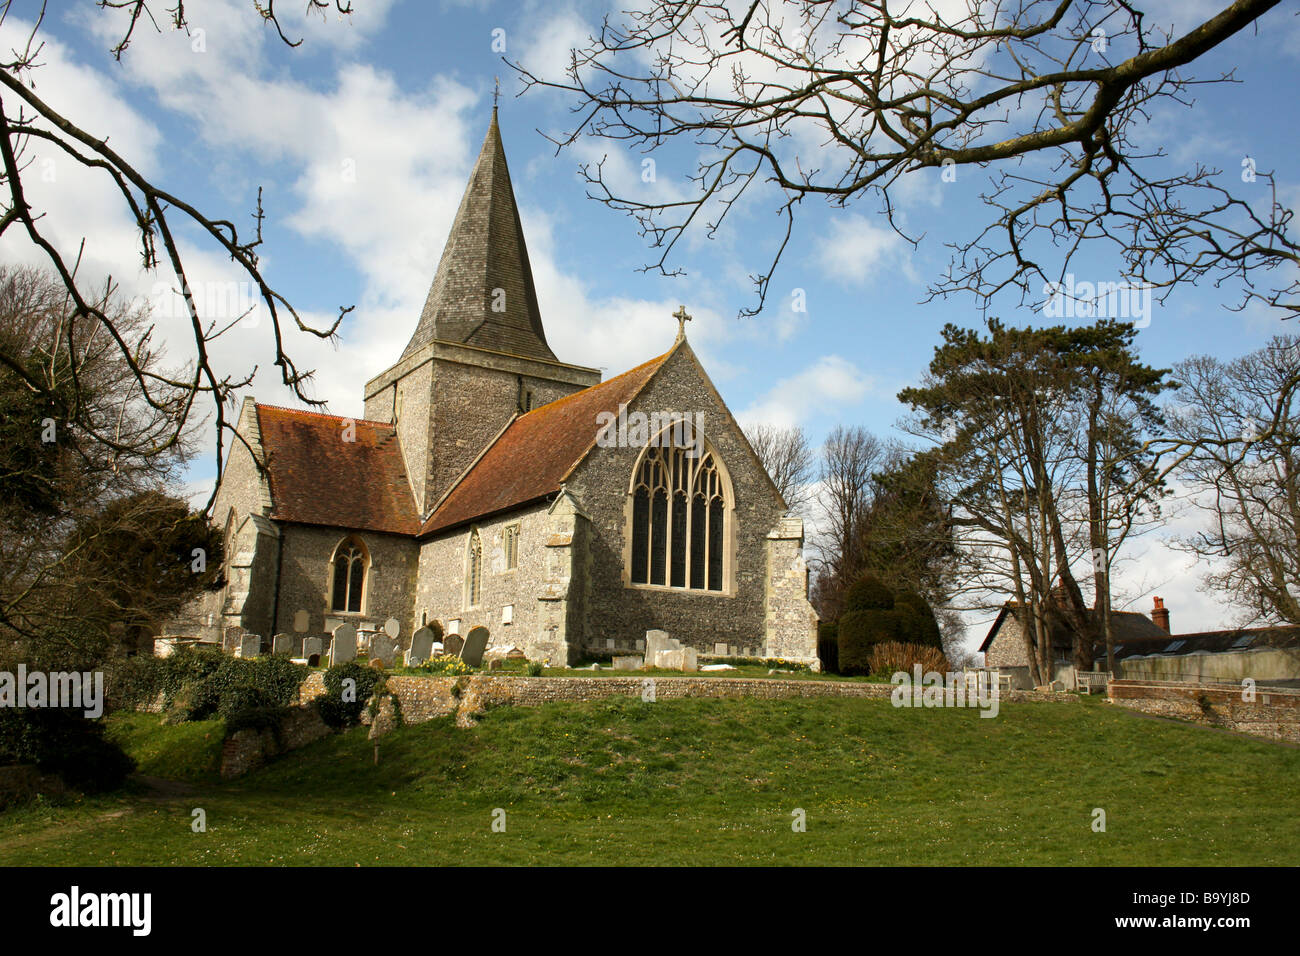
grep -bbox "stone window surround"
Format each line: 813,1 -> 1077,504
502,522 -> 520,571
464,527 -> 483,610
328,534 -> 371,616
620,427 -> 738,598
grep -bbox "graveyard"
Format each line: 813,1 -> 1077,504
2,689 -> 1298,866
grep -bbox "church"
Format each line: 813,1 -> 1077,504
185,110 -> 819,668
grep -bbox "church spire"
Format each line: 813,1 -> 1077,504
403,108 -> 555,362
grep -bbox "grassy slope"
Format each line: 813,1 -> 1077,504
1,696 -> 1296,866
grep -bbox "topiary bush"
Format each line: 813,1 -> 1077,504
842,574 -> 895,614
893,590 -> 944,648
838,607 -> 902,675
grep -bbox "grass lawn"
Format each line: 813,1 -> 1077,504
1,695 -> 1296,866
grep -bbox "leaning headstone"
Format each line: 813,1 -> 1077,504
303,636 -> 324,667
384,617 -> 400,639
292,609 -> 309,633
644,629 -> 679,665
329,623 -> 357,666
370,634 -> 397,668
406,626 -> 435,666
238,634 -> 261,659
272,633 -> 293,656
444,633 -> 464,658
613,655 -> 643,671
461,626 -> 490,667
654,647 -> 698,672
222,626 -> 245,654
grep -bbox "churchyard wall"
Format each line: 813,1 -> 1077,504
1108,679 -> 1300,743
297,671 -> 1071,727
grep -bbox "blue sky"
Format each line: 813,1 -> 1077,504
3,0 -> 1297,644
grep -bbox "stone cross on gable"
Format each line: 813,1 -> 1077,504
673,305 -> 692,340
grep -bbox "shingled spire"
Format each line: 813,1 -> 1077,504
403,108 -> 555,361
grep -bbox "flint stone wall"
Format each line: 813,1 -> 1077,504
298,670 -> 1069,728
1108,679 -> 1300,744
218,703 -> 333,779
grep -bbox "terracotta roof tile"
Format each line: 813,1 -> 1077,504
255,405 -> 419,535
421,346 -> 674,535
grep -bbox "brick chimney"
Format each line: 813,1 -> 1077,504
1151,596 -> 1170,633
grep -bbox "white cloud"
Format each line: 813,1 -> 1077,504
811,213 -> 914,287
737,355 -> 874,430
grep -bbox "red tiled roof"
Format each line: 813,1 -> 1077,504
255,404 -> 420,535
421,346 -> 674,535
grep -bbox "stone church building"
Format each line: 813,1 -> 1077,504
185,110 -> 819,667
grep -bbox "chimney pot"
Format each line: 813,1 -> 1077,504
1151,596 -> 1170,633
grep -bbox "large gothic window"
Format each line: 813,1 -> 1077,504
629,440 -> 730,591
330,537 -> 368,613
466,529 -> 483,607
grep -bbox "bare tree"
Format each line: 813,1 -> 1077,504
1169,336 -> 1300,625
745,422 -> 815,512
0,1 -> 356,515
0,265 -> 200,655
812,424 -> 884,617
514,1 -> 1294,319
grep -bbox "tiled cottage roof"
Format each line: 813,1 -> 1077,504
421,347 -> 674,535
403,108 -> 555,363
979,601 -> 1167,653
255,405 -> 420,535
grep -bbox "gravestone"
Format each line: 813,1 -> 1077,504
238,634 -> 261,659
444,634 -> 464,658
613,655 -> 643,671
329,623 -> 357,666
222,626 -> 245,654
461,627 -> 490,667
406,626 -> 435,666
384,618 -> 400,639
714,643 -> 729,656
506,647 -> 526,660
272,633 -> 293,656
292,609 -> 309,633
654,647 -> 698,672
370,634 -> 397,668
303,636 -> 324,667
644,629 -> 680,665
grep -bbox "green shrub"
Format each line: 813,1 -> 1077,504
525,661 -> 544,676
838,608 -> 902,675
319,661 -> 382,727
893,590 -> 943,648
0,708 -> 135,795
842,574 -> 894,613
217,684 -> 274,720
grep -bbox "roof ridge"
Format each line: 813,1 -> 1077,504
255,402 -> 394,429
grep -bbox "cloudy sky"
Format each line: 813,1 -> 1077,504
2,0 -> 1297,650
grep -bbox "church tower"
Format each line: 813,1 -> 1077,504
363,109 -> 600,517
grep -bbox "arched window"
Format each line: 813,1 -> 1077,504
466,529 -> 483,607
629,436 -> 730,591
330,537 -> 368,613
